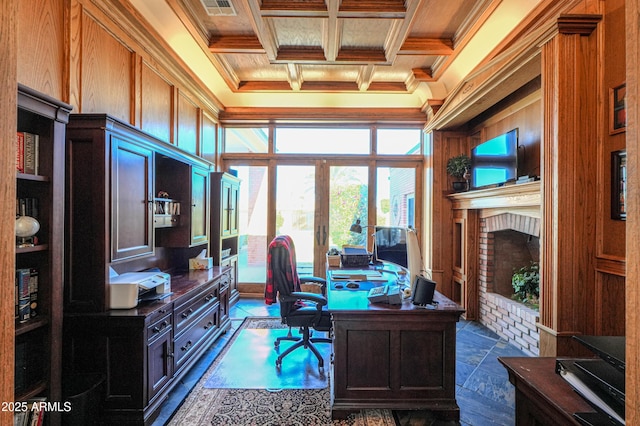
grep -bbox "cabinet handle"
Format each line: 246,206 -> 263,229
181,341 -> 192,351
167,352 -> 174,358
181,308 -> 193,319
323,225 -> 327,245
204,321 -> 213,330
205,294 -> 215,302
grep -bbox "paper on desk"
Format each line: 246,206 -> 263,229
330,270 -> 386,281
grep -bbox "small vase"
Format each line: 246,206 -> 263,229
452,181 -> 467,192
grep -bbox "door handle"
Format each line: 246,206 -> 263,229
316,226 -> 321,245
323,225 -> 327,245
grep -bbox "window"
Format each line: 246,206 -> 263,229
377,128 -> 421,155
224,128 -> 268,153
275,128 -> 370,154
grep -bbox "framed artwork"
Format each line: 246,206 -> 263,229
609,83 -> 626,134
611,150 -> 626,220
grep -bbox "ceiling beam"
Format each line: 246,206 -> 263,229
412,67 -> 435,82
209,35 -> 265,54
336,48 -> 387,63
286,63 -> 303,91
398,38 -> 454,55
275,47 -> 326,62
357,64 -> 376,91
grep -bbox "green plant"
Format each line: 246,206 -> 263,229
446,154 -> 471,179
512,261 -> 540,304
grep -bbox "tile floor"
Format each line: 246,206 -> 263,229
152,297 -> 528,426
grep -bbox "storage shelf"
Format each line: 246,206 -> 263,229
15,380 -> 48,402
17,173 -> 50,183
15,316 -> 49,337
15,244 -> 49,254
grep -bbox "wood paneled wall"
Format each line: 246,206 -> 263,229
17,0 -> 221,159
0,0 -> 17,423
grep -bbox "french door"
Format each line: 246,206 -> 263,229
275,161 -> 370,278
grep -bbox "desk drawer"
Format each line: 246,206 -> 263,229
173,304 -> 219,369
174,281 -> 218,335
146,313 -> 172,343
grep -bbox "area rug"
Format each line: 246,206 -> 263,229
169,317 -> 397,425
204,317 -> 330,389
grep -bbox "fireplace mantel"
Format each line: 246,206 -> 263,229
448,181 -> 541,215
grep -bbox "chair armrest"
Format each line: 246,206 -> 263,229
282,291 -> 327,307
299,276 -> 327,296
300,276 -> 326,285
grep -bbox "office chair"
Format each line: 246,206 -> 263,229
265,235 -> 332,370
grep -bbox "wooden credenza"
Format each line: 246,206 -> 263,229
327,269 -> 465,420
64,268 -> 231,425
498,357 -> 596,426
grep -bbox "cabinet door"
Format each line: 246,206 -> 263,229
147,330 -> 173,402
221,180 -> 232,236
111,136 -> 154,261
191,167 -> 209,246
229,181 -> 239,235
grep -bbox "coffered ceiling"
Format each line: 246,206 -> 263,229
129,0 -> 542,110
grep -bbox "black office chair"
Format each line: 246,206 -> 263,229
265,235 -> 332,370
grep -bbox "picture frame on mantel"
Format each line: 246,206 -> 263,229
611,150 -> 626,221
609,83 -> 626,134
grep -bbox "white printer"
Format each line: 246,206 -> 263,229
109,271 -> 171,309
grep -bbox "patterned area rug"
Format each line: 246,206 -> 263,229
168,317 -> 397,425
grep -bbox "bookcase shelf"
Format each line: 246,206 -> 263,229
15,84 -> 71,426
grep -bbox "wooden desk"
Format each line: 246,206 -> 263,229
498,357 -> 596,426
327,267 -> 465,420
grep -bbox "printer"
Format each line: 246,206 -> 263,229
109,271 -> 171,309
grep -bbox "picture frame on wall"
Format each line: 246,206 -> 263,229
611,150 -> 626,221
609,83 -> 626,134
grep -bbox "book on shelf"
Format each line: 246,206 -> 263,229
16,131 -> 39,175
28,268 -> 39,319
12,397 -> 45,426
16,269 -> 31,323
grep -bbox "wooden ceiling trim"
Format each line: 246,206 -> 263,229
366,81 -> 408,92
339,0 -> 406,18
236,80 -> 293,91
209,35 -> 265,53
357,64 -> 376,91
275,46 -> 327,62
300,81 -> 360,91
286,63 -> 303,91
323,0 -> 341,61
398,38 -> 454,55
412,68 -> 435,82
219,106 -> 426,123
336,48 -> 387,63
258,0 -> 328,18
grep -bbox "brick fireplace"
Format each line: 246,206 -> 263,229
479,213 -> 540,356
448,182 -> 541,356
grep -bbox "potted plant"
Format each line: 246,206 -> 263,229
511,261 -> 540,309
446,154 -> 471,191
326,247 -> 341,267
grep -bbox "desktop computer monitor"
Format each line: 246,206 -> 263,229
374,226 -> 423,290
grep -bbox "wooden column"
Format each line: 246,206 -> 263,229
625,0 -> 639,422
425,130 -> 468,300
539,14 -> 602,356
0,0 -> 17,423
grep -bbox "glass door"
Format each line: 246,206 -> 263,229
275,165 -> 317,276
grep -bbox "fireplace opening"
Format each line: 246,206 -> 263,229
493,230 -> 540,300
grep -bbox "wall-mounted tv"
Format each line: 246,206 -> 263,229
471,128 -> 519,189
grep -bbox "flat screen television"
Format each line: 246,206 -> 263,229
471,128 -> 519,189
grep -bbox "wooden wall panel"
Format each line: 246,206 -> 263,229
17,0 -> 65,100
141,61 -> 172,143
79,11 -> 132,121
625,0 -> 639,421
177,91 -> 199,155
201,112 -> 218,165
599,0 -> 626,260
595,272 -> 625,336
0,0 -> 17,422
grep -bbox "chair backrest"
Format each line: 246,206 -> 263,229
266,235 -> 301,317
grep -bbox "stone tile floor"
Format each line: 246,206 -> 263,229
152,297 -> 528,425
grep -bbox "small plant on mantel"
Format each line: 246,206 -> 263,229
446,154 -> 471,191
511,261 -> 540,310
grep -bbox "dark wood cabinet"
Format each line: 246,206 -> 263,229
15,85 -> 71,426
65,114 -> 212,312
210,172 -> 240,304
111,136 -> 155,261
64,268 -> 231,425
